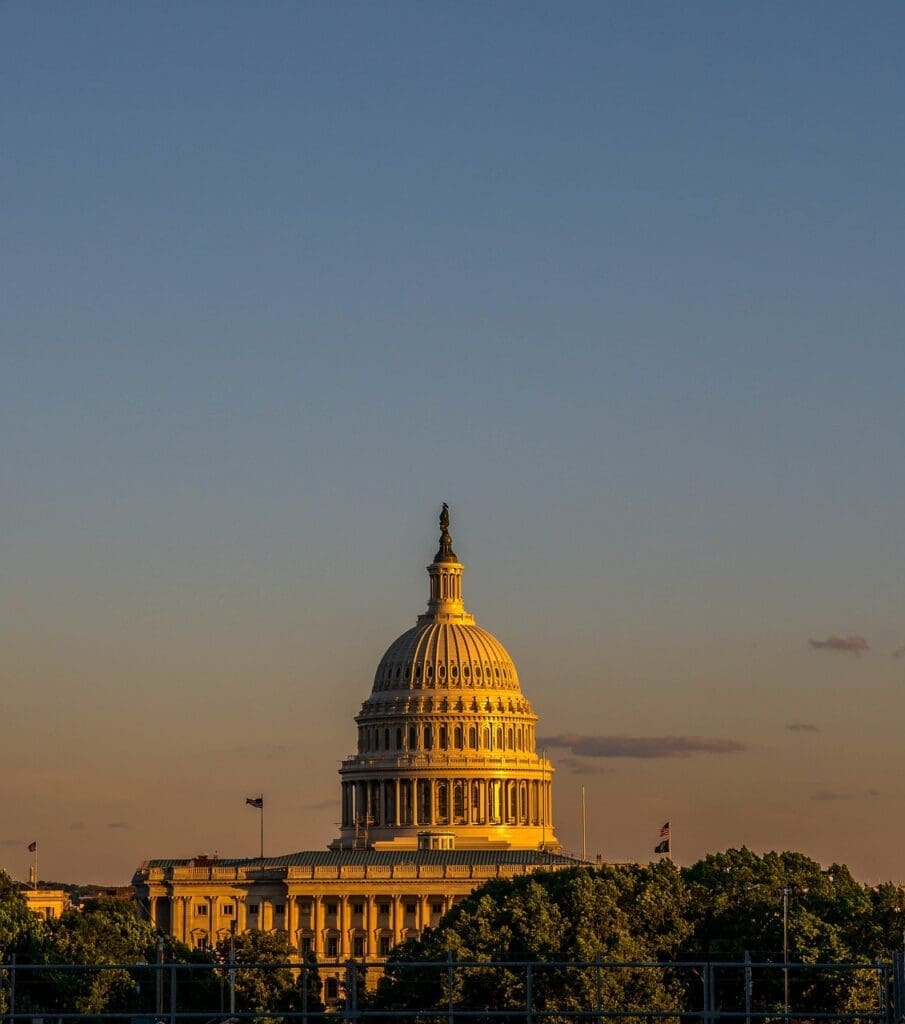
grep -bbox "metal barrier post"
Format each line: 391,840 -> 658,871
302,964 -> 308,1024
744,950 -> 752,1024
156,938 -> 164,1017
229,922 -> 236,1018
447,950 -> 454,1024
702,961 -> 714,1024
526,961 -> 533,1024
595,955 -> 603,1024
892,950 -> 900,1024
8,954 -> 14,1024
169,963 -> 177,1024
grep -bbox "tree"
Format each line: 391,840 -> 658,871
213,929 -> 323,1020
0,872 -> 52,1014
368,865 -> 686,1023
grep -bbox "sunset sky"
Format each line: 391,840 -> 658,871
2,3 -> 904,885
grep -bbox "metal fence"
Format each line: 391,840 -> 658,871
3,956 -> 904,1023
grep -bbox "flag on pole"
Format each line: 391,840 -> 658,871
246,796 -> 263,809
654,821 -> 671,854
28,841 -> 37,852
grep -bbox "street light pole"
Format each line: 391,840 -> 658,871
782,886 -> 791,1019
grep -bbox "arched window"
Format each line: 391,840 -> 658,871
439,726 -> 447,749
454,726 -> 463,749
468,726 -> 477,749
409,726 -> 417,750
396,727 -> 403,751
507,728 -> 514,749
483,727 -> 491,749
496,727 -> 503,749
384,728 -> 390,750
424,726 -> 433,750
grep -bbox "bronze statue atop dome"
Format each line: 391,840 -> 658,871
435,502 -> 457,561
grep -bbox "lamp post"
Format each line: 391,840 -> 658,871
782,886 -> 791,1019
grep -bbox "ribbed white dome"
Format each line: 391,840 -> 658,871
373,621 -> 520,693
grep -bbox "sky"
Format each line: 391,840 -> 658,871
1,2 -> 904,885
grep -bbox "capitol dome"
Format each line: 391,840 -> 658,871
331,506 -> 558,853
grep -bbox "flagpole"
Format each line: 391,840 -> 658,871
259,795 -> 264,860
32,843 -> 38,889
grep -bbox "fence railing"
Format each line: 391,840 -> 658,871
3,955 -> 904,1023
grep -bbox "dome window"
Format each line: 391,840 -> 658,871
427,665 -> 433,679
439,665 -> 446,679
475,667 -> 481,677
451,666 -> 458,678
415,665 -> 422,679
463,666 -> 470,678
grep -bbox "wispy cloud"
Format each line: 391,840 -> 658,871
808,634 -> 869,655
893,646 -> 905,660
811,790 -> 848,802
107,821 -> 131,830
866,788 -> 881,797
786,723 -> 819,733
558,756 -> 612,776
301,798 -> 335,811
539,734 -> 747,759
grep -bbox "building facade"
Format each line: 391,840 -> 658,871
133,508 -> 575,997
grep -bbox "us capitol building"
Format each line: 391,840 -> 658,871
133,507 -> 575,994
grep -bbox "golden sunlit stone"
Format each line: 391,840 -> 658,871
132,507 -> 573,998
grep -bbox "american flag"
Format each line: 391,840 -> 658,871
659,822 -> 670,838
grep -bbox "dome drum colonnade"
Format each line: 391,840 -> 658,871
331,505 -> 558,852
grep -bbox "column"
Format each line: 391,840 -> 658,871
394,779 -> 401,826
339,896 -> 349,960
430,779 -> 437,825
392,895 -> 403,946
366,896 -> 376,958
313,896 -> 324,958
419,895 -> 431,933
149,896 -> 158,926
207,896 -> 215,947
286,895 -> 295,946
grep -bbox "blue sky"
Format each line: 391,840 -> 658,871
1,2 -> 904,883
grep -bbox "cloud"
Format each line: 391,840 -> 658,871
786,723 -> 819,733
557,756 -> 612,776
866,788 -> 881,798
107,821 -> 131,830
810,790 -> 848,802
539,733 -> 747,759
301,798 -> 335,811
0,839 -> 23,848
69,822 -> 85,831
893,646 -> 905,659
808,634 -> 869,654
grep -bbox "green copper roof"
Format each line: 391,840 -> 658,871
143,849 -> 579,870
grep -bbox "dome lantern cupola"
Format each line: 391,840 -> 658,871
423,503 -> 471,624
331,506 -> 559,853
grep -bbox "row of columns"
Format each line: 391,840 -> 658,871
360,721 -> 538,754
342,777 -> 553,829
154,892 -> 453,958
